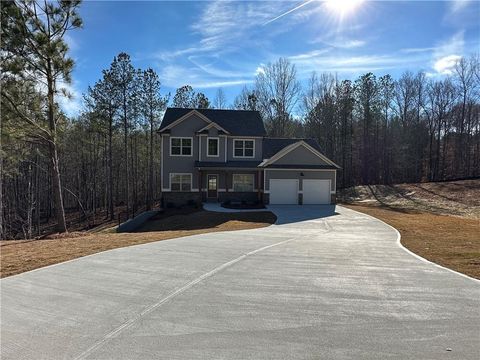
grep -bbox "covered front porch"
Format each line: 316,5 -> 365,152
196,163 -> 264,204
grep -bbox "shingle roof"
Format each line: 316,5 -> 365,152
262,138 -> 322,159
160,108 -> 266,136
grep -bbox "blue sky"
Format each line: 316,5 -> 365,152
63,0 -> 480,115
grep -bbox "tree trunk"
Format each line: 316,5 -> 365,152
108,113 -> 114,220
47,67 -> 67,233
0,124 -> 3,239
147,117 -> 154,210
123,89 -> 130,218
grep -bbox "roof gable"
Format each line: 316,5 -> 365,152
260,139 -> 340,169
159,108 -> 266,136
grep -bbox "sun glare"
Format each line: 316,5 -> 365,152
324,0 -> 365,17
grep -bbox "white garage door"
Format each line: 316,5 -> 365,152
269,179 -> 298,204
302,179 -> 331,204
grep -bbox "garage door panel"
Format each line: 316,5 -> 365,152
269,179 -> 298,204
303,179 -> 330,204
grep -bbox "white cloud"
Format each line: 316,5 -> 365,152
342,40 -> 366,48
429,31 -> 464,75
263,0 -> 315,26
434,31 -> 464,57
433,54 -> 462,75
449,0 -> 471,13
255,64 -> 265,76
288,48 -> 331,61
191,79 -> 254,89
64,34 -> 78,52
191,1 -> 285,49
400,46 -> 436,54
151,1 -> 296,91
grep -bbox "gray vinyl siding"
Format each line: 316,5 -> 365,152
199,128 -> 227,162
162,138 -> 199,189
265,170 -> 336,192
162,114 -> 207,189
169,113 -> 207,136
274,146 -> 330,166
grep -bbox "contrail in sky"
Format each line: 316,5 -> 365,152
263,0 -> 316,26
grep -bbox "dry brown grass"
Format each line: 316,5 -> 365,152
344,204 -> 480,279
0,210 -> 276,278
339,179 -> 480,219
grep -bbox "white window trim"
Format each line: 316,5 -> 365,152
233,139 -> 255,159
206,137 -> 220,157
232,173 -> 255,192
170,137 -> 193,157
170,173 -> 193,192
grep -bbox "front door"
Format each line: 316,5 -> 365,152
207,175 -> 218,199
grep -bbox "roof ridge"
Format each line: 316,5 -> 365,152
166,107 -> 258,112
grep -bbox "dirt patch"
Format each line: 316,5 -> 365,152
338,179 -> 480,219
0,210 -> 276,278
344,204 -> 480,280
135,210 -> 275,232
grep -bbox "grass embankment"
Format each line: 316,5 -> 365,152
0,210 -> 276,278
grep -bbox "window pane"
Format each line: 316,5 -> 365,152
233,174 -> 254,192
182,146 -> 192,155
245,140 -> 254,149
244,148 -> 253,157
171,146 -> 181,155
182,138 -> 192,147
171,174 -> 191,191
208,139 -> 218,155
234,141 -> 243,149
234,148 -> 243,157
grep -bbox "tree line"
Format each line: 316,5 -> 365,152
1,1 -> 479,239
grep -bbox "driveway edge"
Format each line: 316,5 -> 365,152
340,205 -> 480,284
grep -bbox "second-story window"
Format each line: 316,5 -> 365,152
207,138 -> 219,157
171,137 -> 192,156
234,139 -> 254,158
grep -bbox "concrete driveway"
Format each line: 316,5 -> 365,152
1,205 -> 479,359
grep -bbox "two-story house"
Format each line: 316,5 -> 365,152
159,108 -> 340,206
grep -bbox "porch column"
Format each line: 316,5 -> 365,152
225,171 -> 229,192
198,169 -> 202,198
257,169 -> 262,201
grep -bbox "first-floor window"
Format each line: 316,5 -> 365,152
233,174 -> 254,192
171,173 -> 192,191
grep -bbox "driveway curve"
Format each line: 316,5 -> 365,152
1,205 -> 479,359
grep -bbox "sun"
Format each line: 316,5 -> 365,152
324,0 -> 365,17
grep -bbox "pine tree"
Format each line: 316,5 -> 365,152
1,0 -> 82,233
